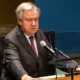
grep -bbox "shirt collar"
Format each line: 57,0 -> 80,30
24,33 -> 34,39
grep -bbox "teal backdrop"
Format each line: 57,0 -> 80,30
35,0 -> 80,54
35,0 -> 80,32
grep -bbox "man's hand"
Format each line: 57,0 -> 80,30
21,74 -> 35,80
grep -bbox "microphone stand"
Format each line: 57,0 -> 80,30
47,49 -> 79,80
71,68 -> 74,80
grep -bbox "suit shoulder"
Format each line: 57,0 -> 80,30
37,29 -> 47,40
5,26 -> 18,40
38,29 -> 45,35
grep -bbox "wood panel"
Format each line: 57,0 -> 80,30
0,0 -> 35,25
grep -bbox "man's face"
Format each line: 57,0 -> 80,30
18,9 -> 39,36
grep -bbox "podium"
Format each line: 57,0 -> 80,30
64,75 -> 80,80
36,74 -> 80,80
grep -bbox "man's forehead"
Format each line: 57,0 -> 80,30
23,9 -> 39,18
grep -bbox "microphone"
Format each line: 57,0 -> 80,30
40,40 -> 56,56
40,40 -> 78,66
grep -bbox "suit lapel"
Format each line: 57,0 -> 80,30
16,26 -> 38,61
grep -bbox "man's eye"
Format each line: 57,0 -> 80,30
34,18 -> 38,21
24,18 -> 39,22
26,19 -> 32,21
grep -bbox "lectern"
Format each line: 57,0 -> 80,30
36,74 -> 80,80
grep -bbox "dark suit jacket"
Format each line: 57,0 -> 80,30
1,26 -> 78,80
2,26 -> 55,80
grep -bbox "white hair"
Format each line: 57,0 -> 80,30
15,2 -> 40,20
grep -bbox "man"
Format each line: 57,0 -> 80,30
2,2 -> 79,80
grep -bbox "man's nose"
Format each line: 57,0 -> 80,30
32,20 -> 36,26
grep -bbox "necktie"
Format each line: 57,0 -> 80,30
29,36 -> 36,54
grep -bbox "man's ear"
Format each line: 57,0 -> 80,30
18,19 -> 22,26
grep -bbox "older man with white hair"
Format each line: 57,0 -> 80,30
2,2 -> 80,80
